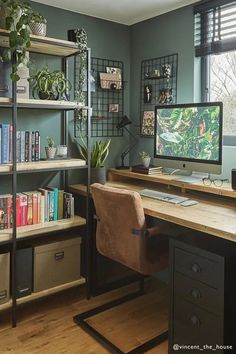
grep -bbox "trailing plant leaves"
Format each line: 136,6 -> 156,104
160,132 -> 183,143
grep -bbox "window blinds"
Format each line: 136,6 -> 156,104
194,0 -> 236,56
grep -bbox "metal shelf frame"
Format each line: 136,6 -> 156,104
0,35 -> 92,327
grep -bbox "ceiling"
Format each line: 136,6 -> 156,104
33,0 -> 199,25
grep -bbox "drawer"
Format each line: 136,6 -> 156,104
34,238 -> 81,292
174,247 -> 223,288
173,296 -> 223,351
0,252 -> 10,305
174,272 -> 222,315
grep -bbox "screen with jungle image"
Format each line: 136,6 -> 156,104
154,103 -> 222,163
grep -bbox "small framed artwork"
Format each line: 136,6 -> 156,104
141,111 -> 155,136
144,84 -> 152,103
106,67 -> 122,77
109,104 -> 119,112
159,88 -> 173,104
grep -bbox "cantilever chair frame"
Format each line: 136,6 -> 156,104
74,185 -> 168,354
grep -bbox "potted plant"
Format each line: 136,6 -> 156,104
139,151 -> 151,168
29,12 -> 47,37
77,138 -> 111,184
29,67 -> 72,100
0,0 -> 46,81
45,136 -> 56,159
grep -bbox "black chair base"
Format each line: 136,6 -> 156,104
73,283 -> 168,354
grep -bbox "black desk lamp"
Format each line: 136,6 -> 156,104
116,116 -> 138,169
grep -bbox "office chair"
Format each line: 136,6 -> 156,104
74,183 -> 169,354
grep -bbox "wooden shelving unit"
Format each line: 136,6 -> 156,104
0,29 -> 92,327
0,97 -> 87,110
0,29 -> 80,57
0,215 -> 86,240
0,159 -> 87,174
0,278 -> 86,311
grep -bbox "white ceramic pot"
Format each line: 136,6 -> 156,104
29,22 -> 47,37
45,147 -> 56,159
56,145 -> 68,158
142,157 -> 151,168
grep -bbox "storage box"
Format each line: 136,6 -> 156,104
34,238 -> 81,292
16,248 -> 32,298
0,252 -> 10,304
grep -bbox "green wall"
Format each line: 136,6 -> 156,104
129,5 -> 195,166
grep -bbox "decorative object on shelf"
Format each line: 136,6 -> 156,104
29,12 -> 47,37
139,151 -> 151,168
45,136 -> 56,159
109,104 -> 119,113
56,145 -> 68,158
29,67 -> 72,100
159,88 -> 173,104
116,116 -> 138,169
140,54 -> 178,137
100,73 -> 122,90
0,0 -> 46,81
76,137 -> 111,184
162,63 -> 172,79
144,84 -> 152,103
141,111 -> 155,136
0,48 -> 12,97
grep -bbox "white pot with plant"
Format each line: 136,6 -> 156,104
45,136 -> 56,159
139,151 -> 151,168
29,12 -> 47,37
77,138 -> 111,184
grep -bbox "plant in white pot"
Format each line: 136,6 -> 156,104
45,136 -> 56,159
78,138 -> 111,184
139,151 -> 151,168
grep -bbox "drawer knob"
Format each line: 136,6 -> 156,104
190,315 -> 201,327
190,288 -> 201,299
191,263 -> 201,273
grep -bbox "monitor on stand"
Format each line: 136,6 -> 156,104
154,102 -> 223,182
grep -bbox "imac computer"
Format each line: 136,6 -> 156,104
154,102 -> 223,179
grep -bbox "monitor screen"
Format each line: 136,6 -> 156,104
154,102 -> 223,169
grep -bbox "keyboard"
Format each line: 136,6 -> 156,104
139,189 -> 189,204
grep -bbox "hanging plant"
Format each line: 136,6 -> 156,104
74,28 -> 88,106
0,0 -> 46,81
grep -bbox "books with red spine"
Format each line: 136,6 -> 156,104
16,195 -> 21,227
131,164 -> 162,175
17,193 -> 28,226
23,192 -> 33,225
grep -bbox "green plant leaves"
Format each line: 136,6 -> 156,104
77,139 -> 111,168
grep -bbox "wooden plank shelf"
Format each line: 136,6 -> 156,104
0,97 -> 86,110
108,168 -> 236,199
0,158 -> 87,174
0,29 -> 80,57
0,215 -> 86,241
0,278 -> 85,311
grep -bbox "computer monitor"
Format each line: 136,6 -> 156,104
154,102 -> 223,175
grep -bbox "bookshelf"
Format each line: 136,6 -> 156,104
0,30 -> 91,327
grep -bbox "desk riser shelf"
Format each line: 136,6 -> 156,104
108,169 -> 236,199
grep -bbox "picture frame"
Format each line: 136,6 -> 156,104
106,67 -> 122,77
109,104 -> 119,112
141,111 -> 155,136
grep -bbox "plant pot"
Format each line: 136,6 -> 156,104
142,157 -> 151,168
29,22 -> 47,37
45,147 -> 56,159
38,91 -> 50,100
91,166 -> 106,184
56,145 -> 68,158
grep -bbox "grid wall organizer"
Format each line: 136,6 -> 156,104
140,53 -> 178,137
74,57 -> 124,137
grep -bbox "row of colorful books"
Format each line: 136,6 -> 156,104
0,188 -> 74,230
0,124 -> 41,164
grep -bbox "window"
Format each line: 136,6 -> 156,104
194,0 -> 236,144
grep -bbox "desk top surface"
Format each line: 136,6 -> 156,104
70,177 -> 236,243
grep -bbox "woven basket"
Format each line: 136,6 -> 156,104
30,22 -> 47,37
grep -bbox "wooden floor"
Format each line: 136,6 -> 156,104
0,280 -> 168,354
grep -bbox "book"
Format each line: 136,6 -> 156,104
35,131 -> 40,161
16,195 -> 21,227
40,195 -> 45,223
9,125 -> 13,164
131,164 -> 162,175
1,124 -> 10,164
25,131 -> 30,162
31,131 -> 35,161
38,188 -> 48,222
48,190 -> 54,221
17,193 -> 28,226
23,192 -> 33,225
47,187 -> 58,221
16,131 -> 21,163
58,190 -> 64,220
64,192 -> 72,218
20,131 -> 25,162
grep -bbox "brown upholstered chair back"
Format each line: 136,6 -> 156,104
90,183 -> 168,275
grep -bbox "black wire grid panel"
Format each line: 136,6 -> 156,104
74,57 -> 124,138
140,53 -> 178,137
